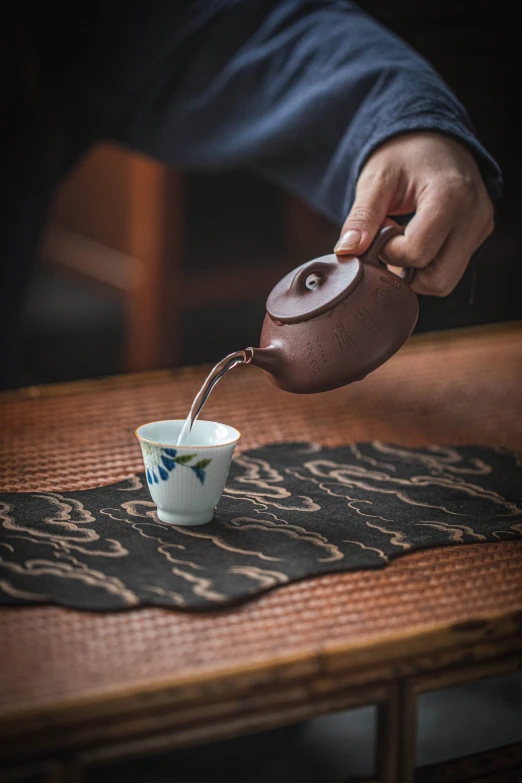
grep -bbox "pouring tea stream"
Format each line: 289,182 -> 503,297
177,225 -> 418,444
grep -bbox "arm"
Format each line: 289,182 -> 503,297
118,0 -> 501,295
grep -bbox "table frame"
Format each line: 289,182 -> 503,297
1,624 -> 521,783
2,325 -> 522,783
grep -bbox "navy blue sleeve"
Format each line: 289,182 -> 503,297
121,0 -> 503,225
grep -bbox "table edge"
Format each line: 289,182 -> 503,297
2,320 -> 521,404
1,603 -> 520,739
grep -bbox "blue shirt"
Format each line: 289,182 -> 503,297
66,0 -> 502,224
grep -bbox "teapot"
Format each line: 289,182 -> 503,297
246,225 -> 418,393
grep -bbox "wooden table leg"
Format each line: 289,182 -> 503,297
396,679 -> 417,783
376,683 -> 401,783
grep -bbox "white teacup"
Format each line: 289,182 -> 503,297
135,420 -> 240,526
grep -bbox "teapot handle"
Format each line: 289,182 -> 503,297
360,225 -> 415,285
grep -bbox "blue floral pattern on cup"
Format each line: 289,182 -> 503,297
141,443 -> 212,486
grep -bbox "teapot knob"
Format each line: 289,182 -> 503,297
266,255 -> 363,324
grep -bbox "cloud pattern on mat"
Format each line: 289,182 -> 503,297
0,443 -> 520,610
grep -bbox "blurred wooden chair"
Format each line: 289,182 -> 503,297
42,143 -> 184,372
42,143 -> 336,373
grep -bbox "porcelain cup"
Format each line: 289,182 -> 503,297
135,419 -> 240,525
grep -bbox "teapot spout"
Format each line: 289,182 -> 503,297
244,345 -> 280,374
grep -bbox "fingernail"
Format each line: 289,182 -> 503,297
334,229 -> 362,253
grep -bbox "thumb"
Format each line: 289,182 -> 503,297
334,175 -> 393,256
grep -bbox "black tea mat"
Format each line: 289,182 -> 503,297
0,443 -> 521,610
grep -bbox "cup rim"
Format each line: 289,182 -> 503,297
135,419 -> 241,449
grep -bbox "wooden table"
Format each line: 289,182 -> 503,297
1,324 -> 522,783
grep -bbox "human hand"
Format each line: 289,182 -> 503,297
334,132 -> 494,296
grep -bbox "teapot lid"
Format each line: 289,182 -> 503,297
266,255 -> 362,324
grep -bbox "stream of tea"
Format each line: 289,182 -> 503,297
177,349 -> 254,445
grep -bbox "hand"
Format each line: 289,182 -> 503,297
334,132 -> 494,296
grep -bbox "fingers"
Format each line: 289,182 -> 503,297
380,183 -> 494,296
334,170 -> 397,256
412,219 -> 494,297
379,193 -> 453,271
335,132 -> 495,296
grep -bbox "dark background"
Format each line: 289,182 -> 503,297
16,0 -> 521,387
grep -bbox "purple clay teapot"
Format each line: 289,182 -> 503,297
247,225 -> 418,393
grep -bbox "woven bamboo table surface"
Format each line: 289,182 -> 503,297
1,324 -> 521,740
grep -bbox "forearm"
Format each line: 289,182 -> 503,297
121,0 -> 501,224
